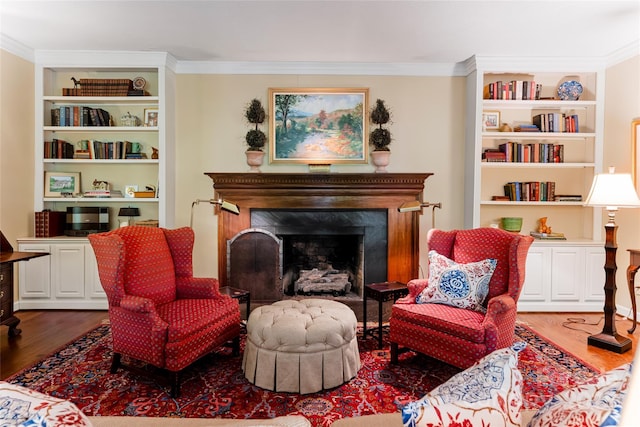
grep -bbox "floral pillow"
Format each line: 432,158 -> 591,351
416,250 -> 497,312
401,342 -> 525,427
0,381 -> 92,426
527,362 -> 632,427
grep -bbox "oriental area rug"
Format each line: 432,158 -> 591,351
7,324 -> 599,426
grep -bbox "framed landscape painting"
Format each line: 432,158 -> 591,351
269,87 -> 369,164
45,171 -> 80,197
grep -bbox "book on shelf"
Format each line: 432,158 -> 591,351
503,181 -> 555,201
44,138 -> 74,159
514,124 -> 539,132
554,194 -> 583,202
34,210 -> 66,238
483,80 -> 540,100
83,190 -> 123,198
529,232 -> 567,240
51,106 -> 112,127
532,113 -> 579,133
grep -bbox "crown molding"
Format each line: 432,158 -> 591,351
175,60 -> 467,76
0,34 -> 34,62
463,55 -> 609,74
606,40 -> 640,67
32,50 -> 177,71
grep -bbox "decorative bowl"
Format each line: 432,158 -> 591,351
501,217 -> 523,232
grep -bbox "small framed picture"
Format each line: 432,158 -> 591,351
482,111 -> 500,131
124,184 -> 138,198
144,108 -> 158,127
44,171 -> 81,197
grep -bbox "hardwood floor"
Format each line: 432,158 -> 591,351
0,310 -> 636,380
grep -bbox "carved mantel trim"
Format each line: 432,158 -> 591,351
205,172 -> 432,285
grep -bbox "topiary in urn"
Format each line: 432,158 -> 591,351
369,99 -> 392,151
245,98 -> 267,151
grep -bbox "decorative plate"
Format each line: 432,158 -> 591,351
557,80 -> 583,101
133,76 -> 146,90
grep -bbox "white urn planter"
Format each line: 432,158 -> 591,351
370,150 -> 390,173
246,150 -> 265,172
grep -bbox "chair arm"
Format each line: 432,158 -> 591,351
120,295 -> 157,313
176,277 -> 221,299
396,278 -> 428,304
482,294 -> 518,350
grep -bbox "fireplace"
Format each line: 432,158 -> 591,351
206,173 -> 432,294
251,209 -> 387,298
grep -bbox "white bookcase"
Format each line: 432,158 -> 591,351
464,56 -> 606,311
34,51 -> 176,229
18,51 -> 176,310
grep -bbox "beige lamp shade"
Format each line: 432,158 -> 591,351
584,167 -> 640,209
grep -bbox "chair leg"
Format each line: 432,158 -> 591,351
232,336 -> 240,357
390,342 -> 399,364
110,353 -> 121,373
170,371 -> 180,398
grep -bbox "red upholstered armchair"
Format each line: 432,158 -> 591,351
88,225 -> 241,397
389,227 -> 533,369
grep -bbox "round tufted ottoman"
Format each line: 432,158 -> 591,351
242,299 -> 361,394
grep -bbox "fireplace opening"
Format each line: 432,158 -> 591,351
251,209 -> 387,300
282,232 -> 363,298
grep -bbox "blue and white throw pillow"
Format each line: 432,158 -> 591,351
402,342 -> 526,427
416,250 -> 497,313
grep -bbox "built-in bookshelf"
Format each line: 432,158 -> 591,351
464,57 -> 606,311
35,52 -> 176,230
20,51 -> 176,310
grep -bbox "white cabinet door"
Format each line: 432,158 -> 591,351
18,244 -> 51,298
51,243 -> 85,298
85,244 -> 105,299
584,246 -> 605,302
521,246 -> 551,302
550,246 -> 583,301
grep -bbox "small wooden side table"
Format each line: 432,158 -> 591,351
363,281 -> 409,349
219,286 -> 251,321
627,249 -> 640,334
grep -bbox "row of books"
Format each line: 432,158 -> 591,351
76,140 -> 147,160
51,106 -> 112,127
503,181 -> 556,202
483,80 -> 541,100
44,138 -> 75,159
482,142 -> 564,163
532,113 -> 579,133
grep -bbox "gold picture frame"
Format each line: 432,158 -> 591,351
268,87 -> 369,164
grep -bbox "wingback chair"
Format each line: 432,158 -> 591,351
88,225 -> 241,397
389,227 -> 533,369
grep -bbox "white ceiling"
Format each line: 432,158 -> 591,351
1,0 -> 639,67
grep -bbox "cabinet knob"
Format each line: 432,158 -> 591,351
0,290 -> 4,299
0,309 -> 4,318
0,274 -> 3,281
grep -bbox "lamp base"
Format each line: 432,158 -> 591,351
588,332 -> 632,353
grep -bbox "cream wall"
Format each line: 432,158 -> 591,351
0,50 -> 34,247
176,74 -> 466,277
2,47 -> 639,313
603,55 -> 640,316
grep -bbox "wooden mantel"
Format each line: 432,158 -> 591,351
205,173 -> 432,286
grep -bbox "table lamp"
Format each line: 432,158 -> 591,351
584,166 -> 640,353
118,207 -> 140,227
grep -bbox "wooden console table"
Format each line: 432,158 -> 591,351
1,231 -> 49,336
628,249 -> 640,334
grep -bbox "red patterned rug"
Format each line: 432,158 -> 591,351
6,323 -> 599,426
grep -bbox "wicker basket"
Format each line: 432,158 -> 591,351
79,79 -> 133,96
